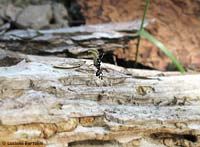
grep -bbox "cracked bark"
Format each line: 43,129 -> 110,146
0,20 -> 154,58
0,49 -> 200,147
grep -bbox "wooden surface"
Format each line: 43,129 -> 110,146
0,49 -> 200,147
0,20 -> 154,57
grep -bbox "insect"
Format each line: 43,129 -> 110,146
88,49 -> 104,79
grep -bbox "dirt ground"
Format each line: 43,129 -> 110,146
78,0 -> 200,71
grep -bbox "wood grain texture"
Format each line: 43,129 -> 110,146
0,49 -> 200,147
0,20 -> 154,57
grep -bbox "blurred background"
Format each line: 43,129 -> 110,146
0,0 -> 200,71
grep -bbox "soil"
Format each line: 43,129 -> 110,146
77,0 -> 200,71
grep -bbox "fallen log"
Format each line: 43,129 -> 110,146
0,49 -> 200,147
0,20 -> 154,57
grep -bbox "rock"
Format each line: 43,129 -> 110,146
0,23 -> 11,34
0,4 -> 22,23
16,4 -> 52,29
0,4 -> 5,21
0,0 -> 50,6
4,4 -> 22,22
0,19 -> 4,26
52,2 -> 69,27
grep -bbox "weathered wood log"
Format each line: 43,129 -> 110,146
0,49 -> 200,147
0,20 -> 154,57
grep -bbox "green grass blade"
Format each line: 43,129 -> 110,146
139,0 -> 150,31
138,30 -> 186,72
135,0 -> 150,66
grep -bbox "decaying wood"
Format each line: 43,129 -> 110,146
0,49 -> 200,147
0,19 -> 154,57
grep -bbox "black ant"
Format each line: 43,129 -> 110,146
88,49 -> 104,79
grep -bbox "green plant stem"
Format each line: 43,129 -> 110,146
139,30 -> 186,72
135,0 -> 150,67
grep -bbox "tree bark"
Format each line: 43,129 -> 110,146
0,20 -> 153,57
0,49 -> 200,147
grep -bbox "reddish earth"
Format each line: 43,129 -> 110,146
78,0 -> 200,71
